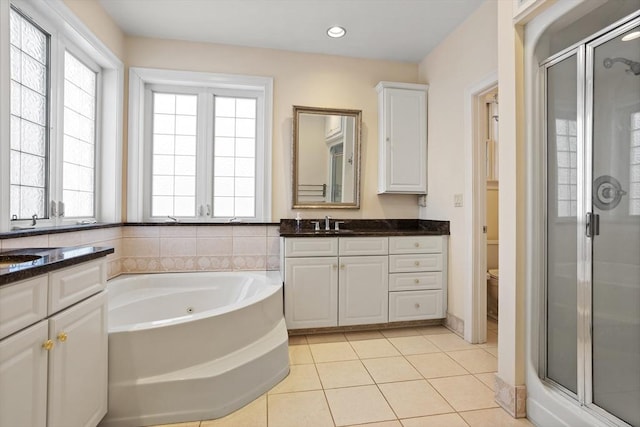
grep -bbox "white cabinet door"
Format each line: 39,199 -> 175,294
339,256 -> 389,326
285,257 -> 338,329
48,291 -> 107,427
377,82 -> 428,194
0,320 -> 48,427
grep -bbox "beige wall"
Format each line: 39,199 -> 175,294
487,187 -> 499,241
62,0 -> 125,60
124,37 -> 421,221
417,0 -> 498,319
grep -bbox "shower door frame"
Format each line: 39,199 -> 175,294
540,15 -> 640,427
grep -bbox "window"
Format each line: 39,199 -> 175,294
1,0 -> 123,231
631,111 -> 640,215
128,68 -> 272,222
9,9 -> 49,220
555,118 -> 578,217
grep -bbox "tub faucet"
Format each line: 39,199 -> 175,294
31,214 -> 38,226
324,215 -> 332,231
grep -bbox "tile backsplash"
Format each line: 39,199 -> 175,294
0,224 -> 281,279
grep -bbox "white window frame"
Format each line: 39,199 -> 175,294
0,0 -> 123,232
128,67 -> 273,222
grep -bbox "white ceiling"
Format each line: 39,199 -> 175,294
98,0 -> 485,63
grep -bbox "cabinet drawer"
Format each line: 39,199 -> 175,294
389,272 -> 442,291
389,254 -> 442,273
49,259 -> 106,315
285,238 -> 338,257
0,276 -> 48,340
389,236 -> 442,254
339,237 -> 388,256
389,290 -> 443,322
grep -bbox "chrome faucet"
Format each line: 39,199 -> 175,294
167,215 -> 178,222
31,214 -> 38,226
324,215 -> 332,231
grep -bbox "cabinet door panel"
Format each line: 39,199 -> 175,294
389,272 -> 442,291
338,237 -> 388,256
285,238 -> 338,257
389,254 -> 443,273
389,290 -> 443,322
0,320 -> 48,427
389,236 -> 442,254
0,276 -> 47,340
285,257 -> 338,329
48,291 -> 107,427
339,256 -> 389,326
49,259 -> 106,314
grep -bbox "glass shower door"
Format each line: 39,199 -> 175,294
589,22 -> 640,427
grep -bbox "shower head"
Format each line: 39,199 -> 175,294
603,57 -> 640,75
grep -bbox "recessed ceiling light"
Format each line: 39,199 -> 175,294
327,26 -> 346,38
622,31 -> 640,41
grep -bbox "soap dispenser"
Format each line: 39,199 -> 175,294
295,212 -> 302,232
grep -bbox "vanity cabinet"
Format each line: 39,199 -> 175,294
376,81 -> 429,194
0,259 -> 108,427
388,236 -> 447,321
283,237 -> 388,329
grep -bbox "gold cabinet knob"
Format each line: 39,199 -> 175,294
42,340 -> 54,351
414,242 -> 420,248
340,264 -> 345,269
57,332 -> 68,343
414,261 -> 420,266
332,264 -> 338,269
414,279 -> 420,284
414,303 -> 421,309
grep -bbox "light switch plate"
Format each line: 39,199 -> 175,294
454,194 -> 463,207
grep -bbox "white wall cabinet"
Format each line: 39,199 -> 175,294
0,259 -> 108,427
376,81 -> 429,194
283,235 -> 446,330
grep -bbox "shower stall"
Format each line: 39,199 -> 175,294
543,13 -> 639,427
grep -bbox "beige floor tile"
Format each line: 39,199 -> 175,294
429,375 -> 499,412
288,335 -> 308,345
388,335 -> 441,355
381,328 -> 421,338
316,360 -> 374,389
201,394 -> 266,427
459,408 -> 535,427
309,341 -> 359,363
406,353 -> 468,378
474,373 -> 496,391
362,356 -> 422,383
484,347 -> 498,357
348,421 -> 402,427
306,332 -> 347,344
416,326 -> 451,335
425,333 -> 477,351
325,385 -> 397,426
289,344 -> 314,365
486,330 -> 498,346
447,349 -> 497,374
268,364 -> 322,394
267,390 -> 334,427
350,338 -> 401,359
379,380 -> 454,419
400,412 -> 469,427
487,319 -> 498,331
345,330 -> 386,341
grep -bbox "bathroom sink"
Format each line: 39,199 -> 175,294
0,254 -> 42,268
313,229 -> 355,235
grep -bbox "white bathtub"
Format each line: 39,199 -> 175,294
99,271 -> 289,427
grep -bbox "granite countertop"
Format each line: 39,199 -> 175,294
0,246 -> 114,286
279,219 -> 450,237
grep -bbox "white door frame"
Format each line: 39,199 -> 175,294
464,72 -> 498,344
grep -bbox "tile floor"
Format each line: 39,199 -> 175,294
153,320 -> 534,427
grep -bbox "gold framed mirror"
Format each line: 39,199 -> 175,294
292,106 -> 362,209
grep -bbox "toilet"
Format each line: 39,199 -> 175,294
487,269 -> 499,320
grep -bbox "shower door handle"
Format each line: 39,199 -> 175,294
586,212 -> 600,238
